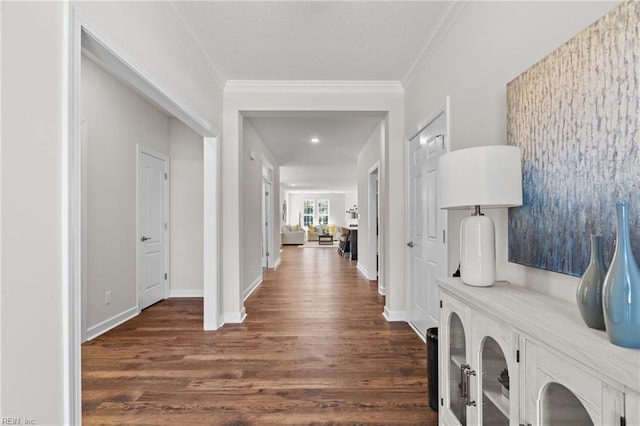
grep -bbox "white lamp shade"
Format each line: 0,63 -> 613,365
438,145 -> 523,209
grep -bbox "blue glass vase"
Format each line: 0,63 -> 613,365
576,235 -> 606,330
602,202 -> 640,348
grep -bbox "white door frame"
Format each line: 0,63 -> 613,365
136,145 -> 170,310
203,137 -> 221,330
65,5 -> 221,423
262,158 -> 274,269
261,178 -> 270,270
404,97 -> 450,341
368,162 -> 381,291
80,119 -> 88,343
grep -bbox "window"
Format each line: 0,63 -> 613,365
318,199 -> 329,225
303,200 -> 314,227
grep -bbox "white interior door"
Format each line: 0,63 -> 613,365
262,178 -> 272,271
137,147 -> 168,310
408,110 -> 448,338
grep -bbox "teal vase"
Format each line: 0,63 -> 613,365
576,235 -> 606,330
602,202 -> 640,348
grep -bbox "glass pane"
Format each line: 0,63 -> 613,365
481,337 -> 508,426
449,313 -> 467,425
541,383 -> 594,426
303,200 -> 314,215
319,215 -> 328,225
303,216 -> 313,226
318,200 -> 329,214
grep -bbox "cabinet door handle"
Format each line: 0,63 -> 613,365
465,368 -> 477,407
460,364 -> 469,399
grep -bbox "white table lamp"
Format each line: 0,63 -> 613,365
438,145 -> 523,286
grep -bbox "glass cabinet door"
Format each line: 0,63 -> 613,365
480,337 -> 509,425
541,383 -> 594,425
526,342 -> 618,426
449,313 -> 467,425
471,312 -> 519,425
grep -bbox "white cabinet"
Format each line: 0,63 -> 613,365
438,278 -> 640,426
440,292 -> 519,425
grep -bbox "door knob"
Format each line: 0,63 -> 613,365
141,236 -> 151,242
407,241 -> 414,248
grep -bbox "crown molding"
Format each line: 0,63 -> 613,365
161,1 -> 226,89
402,0 -> 467,89
225,80 -> 404,94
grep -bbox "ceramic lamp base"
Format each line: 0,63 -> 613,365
460,214 -> 495,287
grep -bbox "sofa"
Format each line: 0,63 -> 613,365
307,224 -> 339,241
282,225 -> 305,245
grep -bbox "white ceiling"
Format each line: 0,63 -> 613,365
246,112 -> 384,192
167,1 -> 454,192
170,1 -> 450,82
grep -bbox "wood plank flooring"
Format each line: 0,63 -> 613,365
82,246 -> 438,425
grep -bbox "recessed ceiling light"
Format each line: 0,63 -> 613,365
291,183 -> 296,187
310,137 -> 320,143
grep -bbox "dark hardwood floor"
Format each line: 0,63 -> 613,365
82,246 -> 437,425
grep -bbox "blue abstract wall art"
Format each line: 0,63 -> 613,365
507,1 -> 639,277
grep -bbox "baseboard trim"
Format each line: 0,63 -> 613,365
243,275 -> 263,301
273,257 -> 281,269
383,306 -> 406,322
170,289 -> 204,298
378,284 -> 386,296
224,307 -> 247,324
408,322 -> 427,343
86,306 -> 138,341
357,263 -> 373,280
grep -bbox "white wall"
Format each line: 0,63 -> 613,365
357,120 -> 383,283
82,56 -> 171,333
1,2 -> 223,422
1,3 -> 66,421
344,192 -> 358,227
404,1 -> 619,303
222,84 -> 405,323
170,119 -> 204,296
288,192 -> 346,228
242,119 -> 280,297
76,1 -> 223,124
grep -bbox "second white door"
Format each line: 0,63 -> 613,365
138,147 -> 168,310
408,109 -> 448,338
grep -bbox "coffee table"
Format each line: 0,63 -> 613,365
318,234 -> 333,245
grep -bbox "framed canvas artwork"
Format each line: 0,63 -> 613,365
507,1 -> 639,276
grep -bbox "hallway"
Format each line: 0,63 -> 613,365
82,246 -> 436,424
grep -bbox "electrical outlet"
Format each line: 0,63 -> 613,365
105,291 -> 112,304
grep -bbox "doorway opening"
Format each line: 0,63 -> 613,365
67,11 -> 221,423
